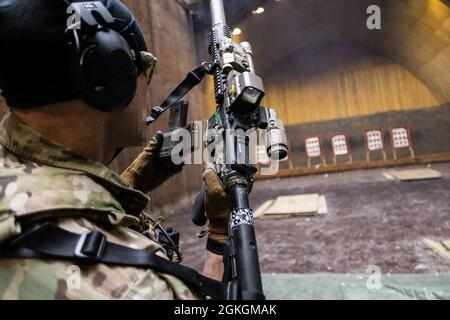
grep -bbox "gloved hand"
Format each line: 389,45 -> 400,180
121,132 -> 183,194
203,165 -> 232,236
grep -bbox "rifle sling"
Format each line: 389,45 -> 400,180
0,223 -> 227,300
146,63 -> 210,125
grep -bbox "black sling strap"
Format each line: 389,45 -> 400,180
1,223 -> 227,300
145,62 -> 212,125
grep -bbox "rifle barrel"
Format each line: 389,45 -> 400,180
210,0 -> 227,26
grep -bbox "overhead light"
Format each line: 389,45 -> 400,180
232,28 -> 242,36
252,7 -> 265,15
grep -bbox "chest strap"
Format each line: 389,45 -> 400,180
0,223 -> 227,300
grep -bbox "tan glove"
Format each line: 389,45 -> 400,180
121,132 -> 183,194
203,166 -> 232,236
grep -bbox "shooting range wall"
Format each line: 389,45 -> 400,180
286,103 -> 450,168
111,0 -> 209,211
260,44 -> 450,165
238,0 -> 450,105
263,45 -> 441,125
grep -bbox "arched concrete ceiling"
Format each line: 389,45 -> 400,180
191,0 -> 450,103
229,0 -> 450,103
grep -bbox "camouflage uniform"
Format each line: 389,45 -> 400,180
0,111 -> 197,300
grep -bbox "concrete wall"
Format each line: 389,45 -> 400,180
263,45 -> 441,125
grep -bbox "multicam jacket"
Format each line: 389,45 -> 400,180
0,111 -> 196,300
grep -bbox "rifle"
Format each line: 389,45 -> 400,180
147,0 -> 288,300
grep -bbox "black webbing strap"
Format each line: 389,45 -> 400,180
1,223 -> 227,300
206,238 -> 226,256
146,63 -> 211,125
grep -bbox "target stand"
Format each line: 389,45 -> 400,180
364,129 -> 387,162
331,133 -> 353,165
305,136 -> 326,168
390,125 -> 415,160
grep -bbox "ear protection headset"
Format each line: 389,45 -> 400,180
63,0 -> 144,112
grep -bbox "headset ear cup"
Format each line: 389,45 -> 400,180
73,29 -> 137,112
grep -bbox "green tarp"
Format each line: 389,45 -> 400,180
262,273 -> 450,300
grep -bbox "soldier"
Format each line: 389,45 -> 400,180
0,0 -> 231,299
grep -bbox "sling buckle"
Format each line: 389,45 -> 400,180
74,230 -> 106,261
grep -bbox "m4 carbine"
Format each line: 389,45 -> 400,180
147,0 -> 288,300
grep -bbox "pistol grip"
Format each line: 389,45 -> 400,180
191,183 -> 207,226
